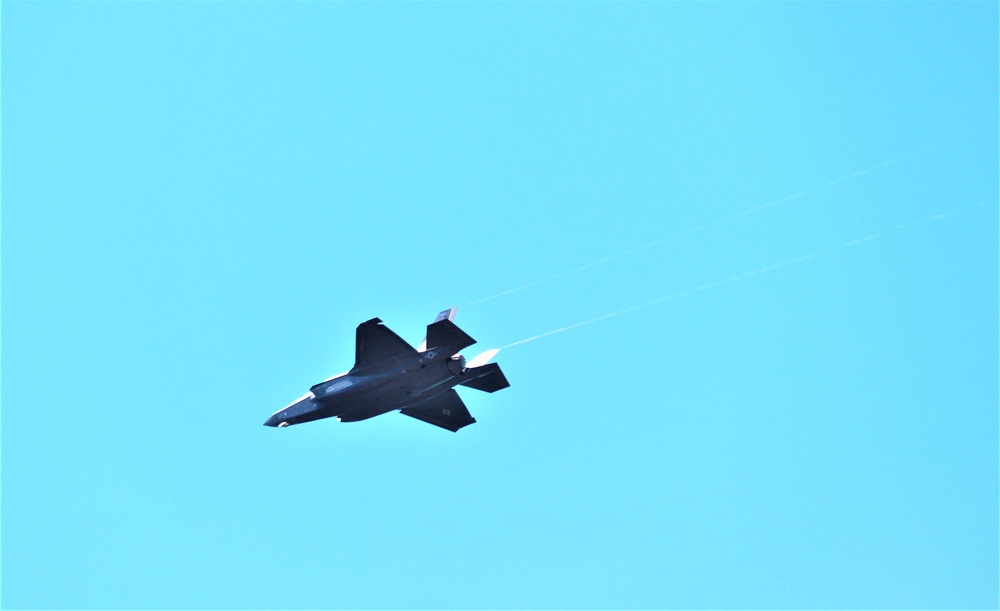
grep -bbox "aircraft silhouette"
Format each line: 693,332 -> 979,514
264,308 -> 509,432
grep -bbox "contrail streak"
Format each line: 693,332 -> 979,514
502,202 -> 985,349
466,145 -> 939,307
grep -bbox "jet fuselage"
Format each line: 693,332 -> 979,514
264,351 -> 465,427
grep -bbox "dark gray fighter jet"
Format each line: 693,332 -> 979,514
264,308 -> 509,432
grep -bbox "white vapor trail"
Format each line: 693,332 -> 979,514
502,202 -> 986,349
466,145 -> 939,307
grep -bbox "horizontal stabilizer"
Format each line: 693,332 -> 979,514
417,307 -> 457,352
459,363 -> 510,393
425,319 -> 475,356
400,390 -> 476,432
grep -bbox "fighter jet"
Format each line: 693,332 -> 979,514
264,308 -> 509,432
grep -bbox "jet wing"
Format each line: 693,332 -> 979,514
354,318 -> 418,370
400,390 -> 476,432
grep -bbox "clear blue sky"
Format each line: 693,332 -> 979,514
3,3 -> 997,609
